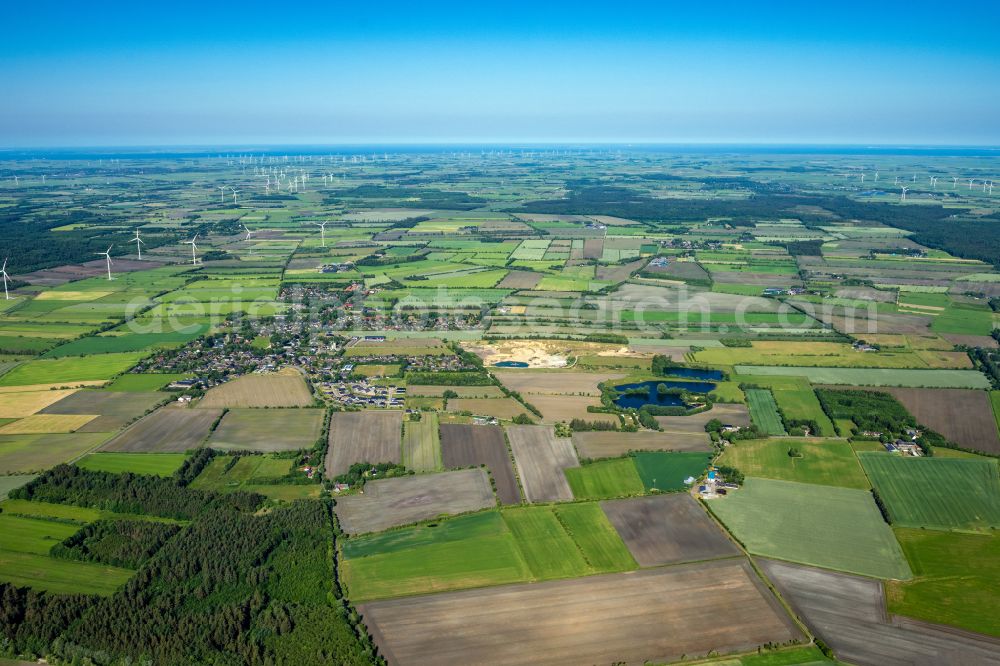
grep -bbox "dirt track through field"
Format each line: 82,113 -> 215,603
360,559 -> 801,666
505,425 -> 577,502
326,411 -> 403,477
440,424 -> 520,504
601,494 -> 740,566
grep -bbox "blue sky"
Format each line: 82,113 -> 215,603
1,1 -> 998,146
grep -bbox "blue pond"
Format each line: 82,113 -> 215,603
493,361 -> 529,368
661,367 -> 724,381
613,380 -> 717,409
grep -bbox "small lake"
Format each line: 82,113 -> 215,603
661,367 -> 723,381
493,361 -> 529,368
613,380 -> 717,409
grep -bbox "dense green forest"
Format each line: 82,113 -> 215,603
1,467 -> 377,665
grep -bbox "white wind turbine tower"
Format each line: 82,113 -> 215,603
230,187 -> 240,204
184,235 -> 199,265
860,173 -> 865,183
217,186 -> 227,203
97,246 -> 114,281
132,229 -> 144,259
1,258 -> 11,300
243,225 -> 256,255
900,186 -> 909,201
969,178 -> 976,190
312,221 -> 328,247
894,176 -> 899,185
953,177 -> 959,189
874,171 -> 879,182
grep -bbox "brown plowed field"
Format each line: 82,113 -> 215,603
886,387 -> 1000,455
359,559 -> 801,666
440,424 -> 520,504
334,468 -> 495,535
573,430 -> 712,459
601,494 -> 740,566
759,559 -> 1000,666
100,406 -> 222,453
325,411 -> 403,477
505,425 -> 577,502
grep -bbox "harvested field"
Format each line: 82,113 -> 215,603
359,559 -> 802,666
760,559 -> 1000,666
197,368 -> 313,408
734,365 -> 991,388
101,407 -> 222,453
496,270 -> 541,289
334,468 -> 495,535
440,424 -> 520,504
886,387 -> 1000,454
0,414 -> 97,435
206,408 -> 324,452
446,398 -> 530,420
39,390 -> 166,432
326,411 -> 403,477
527,395 -> 617,424
573,430 -> 712,459
0,389 -> 78,419
601,494 -> 739,567
494,371 -> 626,396
506,425 -> 578,502
0,432 -> 111,473
402,413 -> 441,471
407,385 -> 504,398
656,402 -> 750,433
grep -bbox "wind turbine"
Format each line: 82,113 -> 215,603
873,171 -> 879,182
97,246 -> 114,281
312,221 -> 328,247
860,173 -> 865,183
953,177 -> 959,189
900,186 -> 909,201
131,229 -> 144,259
969,178 -> 976,190
243,225 -> 256,255
230,187 -> 240,204
217,186 -> 227,203
184,234 -> 199,265
894,176 -> 899,185
1,258 -> 10,300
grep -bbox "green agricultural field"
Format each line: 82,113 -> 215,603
402,413 -> 441,471
502,506 -> 590,579
564,457 -> 645,499
340,510 -> 531,601
734,366 -> 991,389
76,452 -> 187,477
718,438 -> 868,489
0,353 -> 146,387
887,529 -> 1000,637
0,475 -> 36,500
709,478 -> 911,579
41,326 -> 208,358
745,388 -> 787,435
0,550 -> 134,595
206,408 -> 325,452
104,373 -> 188,391
0,432 -> 111,474
553,502 -> 637,572
631,451 -> 712,491
738,376 -> 835,436
859,454 -> 1000,530
0,514 -> 80,554
0,499 -> 183,525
